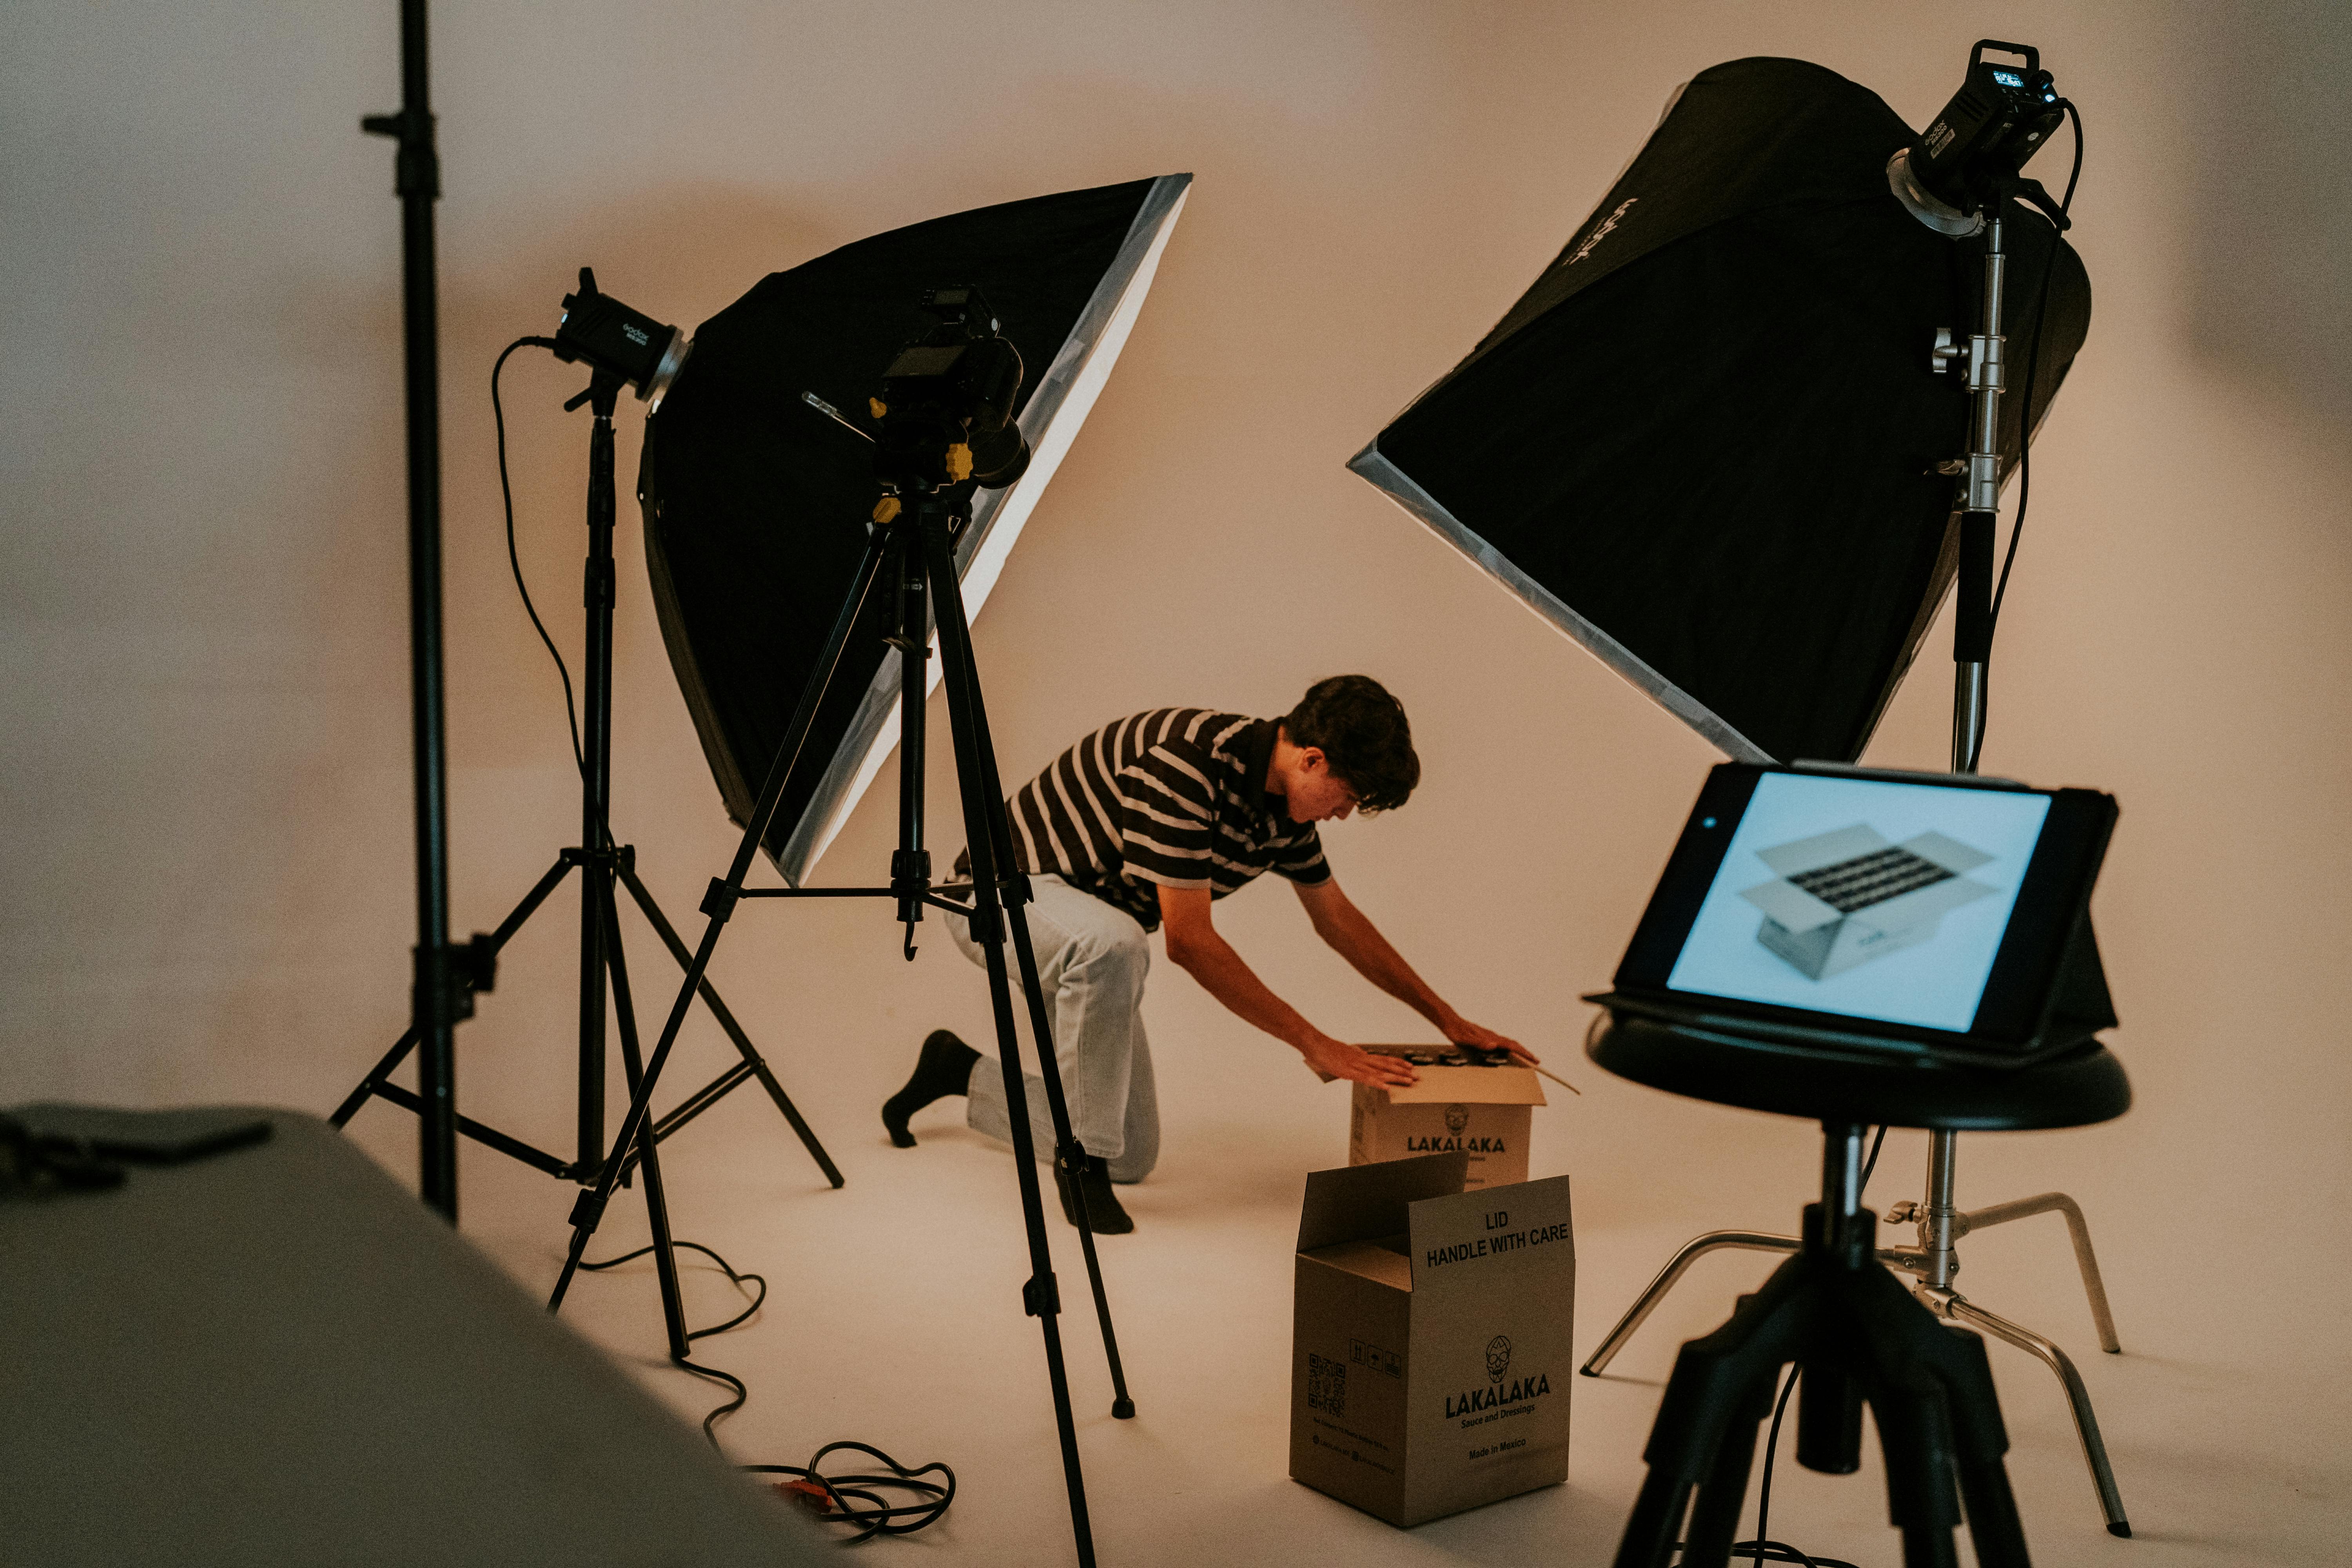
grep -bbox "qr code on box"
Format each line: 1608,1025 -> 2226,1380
1307,1353 -> 1346,1415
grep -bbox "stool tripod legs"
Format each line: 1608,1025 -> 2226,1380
1584,1138 -> 2129,1535
1611,1233 -> 2031,1568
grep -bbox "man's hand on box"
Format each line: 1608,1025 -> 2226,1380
1302,1036 -> 1419,1089
1443,1016 -> 1539,1068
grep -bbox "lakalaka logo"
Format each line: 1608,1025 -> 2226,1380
1444,1103 -> 1470,1134
1448,1330 -> 1552,1419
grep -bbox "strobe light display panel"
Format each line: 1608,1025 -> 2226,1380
1666,773 -> 2053,1033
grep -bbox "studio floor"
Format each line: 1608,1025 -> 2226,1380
353,1014 -> 2345,1568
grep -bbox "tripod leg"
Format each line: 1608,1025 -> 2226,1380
922,506 -> 1097,1567
1582,1232 -> 1799,1376
330,1028 -> 421,1128
617,860 -> 844,1188
1005,905 -> 1137,1419
1678,1368 -> 1775,1568
579,846 -> 610,1176
1941,1294 -> 2129,1536
550,526 -> 891,1312
920,526 -> 1134,1420
604,888 -> 693,1362
1844,1260 -> 2007,1568
1956,1191 -> 2121,1352
1612,1469 -> 1697,1568
1920,1325 -> 2033,1568
332,857 -> 575,1129
1613,1253 -> 1814,1568
1867,1388 -> 1964,1568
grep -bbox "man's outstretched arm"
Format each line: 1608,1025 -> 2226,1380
1292,877 -> 1539,1065
1156,884 -> 1417,1089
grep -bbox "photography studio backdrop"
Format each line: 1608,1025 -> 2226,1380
4,2 -> 2347,1563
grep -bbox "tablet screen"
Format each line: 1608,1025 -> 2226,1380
1664,772 -> 2052,1033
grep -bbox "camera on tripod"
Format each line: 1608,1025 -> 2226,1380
872,286 -> 1032,495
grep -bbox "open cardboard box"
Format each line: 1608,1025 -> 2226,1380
1350,1045 -> 1546,1190
1290,1151 -> 1574,1527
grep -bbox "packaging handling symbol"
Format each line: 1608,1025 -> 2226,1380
1486,1335 -> 1512,1381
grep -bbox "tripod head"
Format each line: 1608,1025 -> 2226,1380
871,287 -> 1032,497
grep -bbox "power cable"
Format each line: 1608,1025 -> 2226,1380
1989,100 -> 2085,637
492,336 -> 584,777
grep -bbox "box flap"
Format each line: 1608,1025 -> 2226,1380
1298,1151 -> 1467,1254
1408,1173 -> 1577,1295
1376,1064 -> 1546,1107
1300,1234 -> 1413,1291
1739,876 -> 1840,933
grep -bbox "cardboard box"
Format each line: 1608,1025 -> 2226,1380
1738,824 -> 1996,980
1290,1152 -> 1575,1527
1349,1046 -> 1546,1191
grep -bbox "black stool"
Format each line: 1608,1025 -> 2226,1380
1592,1011 -> 2131,1568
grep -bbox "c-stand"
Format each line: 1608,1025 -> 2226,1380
544,453 -> 1135,1565
1585,154 -> 2133,1539
332,343 -> 844,1212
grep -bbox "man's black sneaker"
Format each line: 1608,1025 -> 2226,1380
1053,1153 -> 1134,1234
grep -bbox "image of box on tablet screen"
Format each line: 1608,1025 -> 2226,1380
1739,825 -> 1997,981
1665,772 -> 2050,1034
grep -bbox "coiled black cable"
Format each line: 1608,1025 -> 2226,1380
742,1443 -> 959,1542
579,1239 -> 767,1439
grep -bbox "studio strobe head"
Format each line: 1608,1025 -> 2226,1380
555,267 -> 692,408
1906,41 -> 2067,214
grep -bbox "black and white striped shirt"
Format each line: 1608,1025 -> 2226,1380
977,708 -> 1330,931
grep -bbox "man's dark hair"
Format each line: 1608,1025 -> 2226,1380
1281,675 -> 1419,813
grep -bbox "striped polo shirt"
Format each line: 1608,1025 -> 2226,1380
976,708 -> 1330,931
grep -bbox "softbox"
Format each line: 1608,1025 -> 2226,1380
1351,58 -> 2089,764
641,175 -> 1189,883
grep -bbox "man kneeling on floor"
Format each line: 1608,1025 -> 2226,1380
882,675 -> 1535,1233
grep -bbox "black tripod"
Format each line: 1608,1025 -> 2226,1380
544,481 -> 1134,1568
1613,1122 -> 2030,1568
331,359 -> 843,1201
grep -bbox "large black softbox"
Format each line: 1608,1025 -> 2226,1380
1351,58 -> 2088,764
641,176 -> 1189,883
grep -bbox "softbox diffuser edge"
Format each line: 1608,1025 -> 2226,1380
641,174 -> 1191,886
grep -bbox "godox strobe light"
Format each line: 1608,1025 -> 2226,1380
555,266 -> 691,410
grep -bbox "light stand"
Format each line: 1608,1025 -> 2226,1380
360,0 -> 481,1220
332,310 -> 843,1201
542,462 -> 1134,1567
1582,170 -> 2133,1539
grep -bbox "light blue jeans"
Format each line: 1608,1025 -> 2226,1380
947,874 -> 1160,1183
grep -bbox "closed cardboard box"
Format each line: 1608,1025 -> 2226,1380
1290,1151 -> 1575,1527
1350,1046 -> 1546,1191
